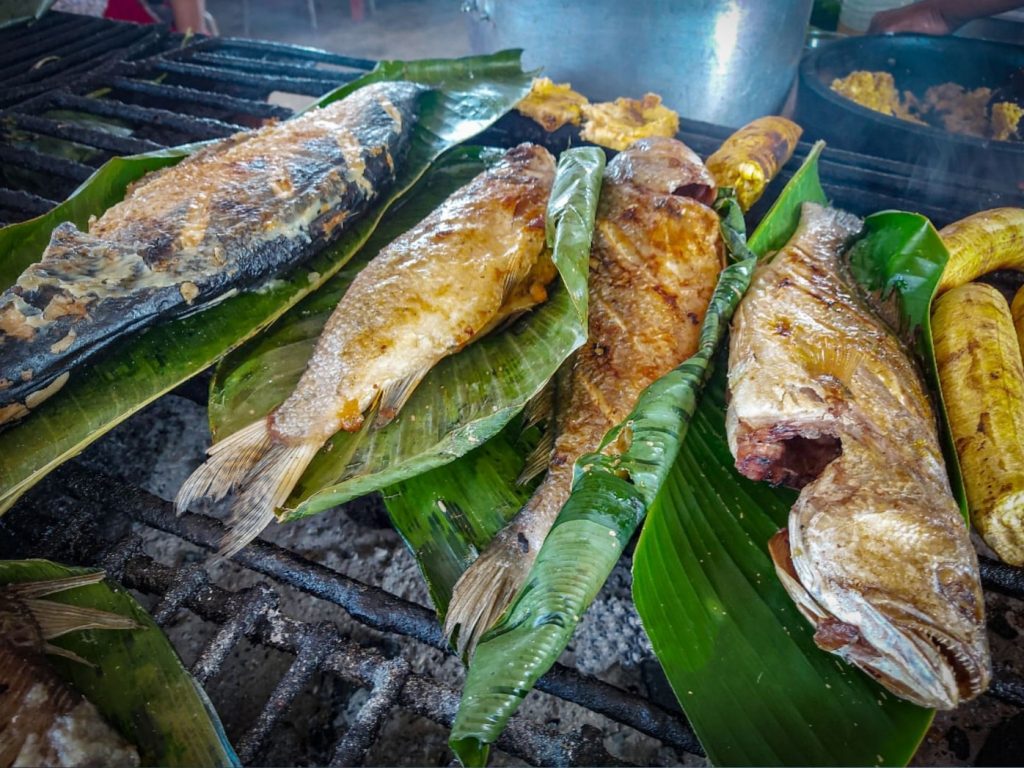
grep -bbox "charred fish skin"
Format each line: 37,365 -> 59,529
0,572 -> 139,767
445,137 -> 725,657
726,201 -> 990,710
0,81 -> 424,423
175,143 -> 559,558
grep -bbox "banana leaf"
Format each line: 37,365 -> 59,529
209,146 -> 604,521
445,145 -> 827,766
0,51 -> 532,514
0,559 -> 238,767
0,0 -> 53,27
631,215 -> 958,763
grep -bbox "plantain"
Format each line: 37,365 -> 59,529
932,282 -> 1024,565
1013,284 -> 1024,362
705,116 -> 802,212
937,207 -> 1024,293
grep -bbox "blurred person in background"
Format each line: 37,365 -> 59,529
869,0 -> 1024,34
52,0 -> 215,34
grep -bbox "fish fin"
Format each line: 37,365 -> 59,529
375,365 -> 433,427
799,344 -> 866,390
517,429 -> 554,486
175,419 -> 274,517
501,244 -> 547,305
24,598 -> 138,640
8,571 -> 106,599
445,534 -> 533,659
219,440 -> 321,558
43,643 -> 96,668
522,378 -> 556,431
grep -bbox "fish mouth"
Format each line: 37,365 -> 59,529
768,529 -> 990,709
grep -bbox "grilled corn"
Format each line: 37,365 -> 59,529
937,208 -> 1024,293
705,116 -> 802,212
933,282 -> 1024,565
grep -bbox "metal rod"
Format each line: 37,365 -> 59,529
55,463 -> 703,757
49,92 -> 242,139
329,658 -> 410,767
143,58 -> 352,97
7,112 -> 163,155
108,77 -> 290,120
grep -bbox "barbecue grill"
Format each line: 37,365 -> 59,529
0,12 -> 1022,766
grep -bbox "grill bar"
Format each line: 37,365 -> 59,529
209,37 -> 377,70
0,15 -> 110,71
116,546 -> 626,767
135,58 -> 353,96
0,187 -> 55,219
54,461 -> 704,758
108,77 -> 291,120
47,91 -> 243,139
328,658 -> 411,767
4,25 -> 148,88
6,112 -> 163,154
0,144 -> 94,182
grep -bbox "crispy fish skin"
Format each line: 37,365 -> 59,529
0,81 -> 423,423
446,137 -> 724,657
0,572 -> 139,767
727,202 -> 990,709
176,143 -> 559,557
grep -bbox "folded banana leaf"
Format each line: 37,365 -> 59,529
0,0 -> 53,27
0,559 -> 238,767
632,215 -> 957,764
442,148 -> 826,766
208,146 -> 603,521
0,51 -> 532,514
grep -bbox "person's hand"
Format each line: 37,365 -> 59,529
868,3 -> 955,34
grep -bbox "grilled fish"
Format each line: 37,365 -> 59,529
446,137 -> 725,656
726,202 -> 991,709
0,81 -> 423,425
176,143 -> 559,556
0,571 -> 139,767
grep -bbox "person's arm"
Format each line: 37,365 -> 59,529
169,0 -> 208,34
869,0 -> 1024,34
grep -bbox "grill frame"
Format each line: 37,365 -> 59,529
0,11 -> 1022,766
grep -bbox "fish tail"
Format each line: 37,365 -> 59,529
445,478 -> 566,659
175,419 -> 320,557
219,439 -> 321,558
175,419 -> 275,516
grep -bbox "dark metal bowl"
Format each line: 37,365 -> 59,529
796,34 -> 1024,194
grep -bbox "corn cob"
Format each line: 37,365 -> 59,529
1012,284 -> 1024,363
937,207 -> 1024,293
705,116 -> 802,212
932,282 -> 1024,565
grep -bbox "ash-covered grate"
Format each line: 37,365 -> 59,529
1,12 -> 1023,767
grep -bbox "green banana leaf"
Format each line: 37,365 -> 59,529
633,368 -> 931,766
445,145 -> 828,766
0,0 -> 53,27
0,51 -> 532,514
631,215 -> 958,763
0,559 -> 239,767
209,146 -> 604,521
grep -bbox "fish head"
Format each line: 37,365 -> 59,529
769,459 -> 991,710
606,137 -> 717,206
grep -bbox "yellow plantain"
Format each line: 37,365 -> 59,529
933,282 -> 1024,565
705,116 -> 802,212
937,207 -> 1024,293
1012,284 -> 1024,363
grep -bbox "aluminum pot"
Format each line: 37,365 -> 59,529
464,0 -> 814,127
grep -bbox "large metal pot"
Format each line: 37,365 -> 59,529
464,0 -> 814,127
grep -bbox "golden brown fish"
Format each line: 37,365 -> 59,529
0,571 -> 139,767
0,81 -> 422,425
726,201 -> 990,709
176,144 -> 559,556
445,137 -> 724,656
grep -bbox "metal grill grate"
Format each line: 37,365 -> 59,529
1,11 -> 1023,766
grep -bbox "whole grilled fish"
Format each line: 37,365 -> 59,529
0,81 -> 423,425
0,571 -> 139,767
446,137 -> 725,656
176,143 -> 559,557
726,201 -> 991,709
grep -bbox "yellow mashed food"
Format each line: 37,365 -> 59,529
516,77 -> 588,132
830,70 -> 1023,142
516,80 -> 680,151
